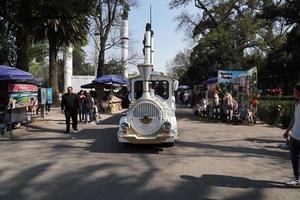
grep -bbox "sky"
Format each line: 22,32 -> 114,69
85,0 -> 197,74
127,0 -> 188,73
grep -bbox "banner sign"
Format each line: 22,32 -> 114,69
47,88 -> 53,104
218,70 -> 245,83
8,84 -> 38,109
8,84 -> 38,92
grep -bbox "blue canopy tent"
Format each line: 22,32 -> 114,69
0,65 -> 33,81
93,75 -> 127,85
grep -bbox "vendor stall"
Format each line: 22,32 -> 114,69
0,65 -> 36,136
92,75 -> 127,113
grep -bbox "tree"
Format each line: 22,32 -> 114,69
31,0 -> 96,105
28,43 -> 49,86
259,0 -> 300,93
169,0 -> 290,86
103,59 -> 125,75
0,16 -> 16,66
166,49 -> 190,79
73,45 -> 95,76
0,0 -> 36,71
93,0 -> 136,77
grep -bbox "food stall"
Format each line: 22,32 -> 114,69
91,75 -> 127,113
0,65 -> 36,136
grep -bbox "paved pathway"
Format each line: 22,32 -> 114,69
0,107 -> 299,200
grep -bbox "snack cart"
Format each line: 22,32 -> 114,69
0,65 -> 36,136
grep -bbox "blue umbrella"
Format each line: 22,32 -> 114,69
178,85 -> 190,90
0,65 -> 33,81
93,75 -> 127,85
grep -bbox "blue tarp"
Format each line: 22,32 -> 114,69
93,75 -> 127,85
0,65 -> 33,81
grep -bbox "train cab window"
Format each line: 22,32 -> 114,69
134,81 -> 143,99
134,81 -> 169,100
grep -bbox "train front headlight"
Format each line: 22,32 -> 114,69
121,122 -> 130,130
162,122 -> 171,132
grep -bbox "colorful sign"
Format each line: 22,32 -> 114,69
47,88 -> 53,104
8,84 -> 38,92
237,67 -> 257,87
218,70 -> 245,83
8,84 -> 38,109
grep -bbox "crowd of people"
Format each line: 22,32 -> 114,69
177,86 -> 260,125
61,87 -> 104,133
177,84 -> 300,187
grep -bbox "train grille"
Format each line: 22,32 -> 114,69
133,102 -> 161,118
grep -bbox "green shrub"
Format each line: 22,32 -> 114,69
258,99 -> 294,127
280,101 -> 295,129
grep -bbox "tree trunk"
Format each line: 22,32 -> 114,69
97,45 -> 105,77
16,27 -> 29,71
48,33 -> 60,106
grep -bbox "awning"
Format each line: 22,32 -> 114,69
0,65 -> 33,81
93,75 -> 127,85
81,82 -> 96,89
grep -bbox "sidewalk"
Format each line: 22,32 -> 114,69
0,107 -> 299,200
0,107 -> 126,139
33,107 -> 126,122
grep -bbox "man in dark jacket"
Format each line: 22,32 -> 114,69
83,91 -> 94,123
61,86 -> 78,133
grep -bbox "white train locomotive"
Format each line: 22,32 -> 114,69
117,23 -> 179,144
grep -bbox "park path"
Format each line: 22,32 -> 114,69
0,107 -> 299,200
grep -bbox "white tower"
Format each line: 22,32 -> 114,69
64,45 -> 73,93
121,18 -> 129,78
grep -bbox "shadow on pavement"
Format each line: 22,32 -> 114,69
245,137 -> 285,144
70,127 -> 164,154
26,124 -> 63,133
0,163 -> 287,200
63,111 -> 167,154
180,174 -> 285,189
176,140 -> 289,160
175,107 -> 198,121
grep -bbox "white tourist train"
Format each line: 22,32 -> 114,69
117,23 -> 179,145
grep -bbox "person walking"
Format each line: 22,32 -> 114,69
283,84 -> 300,187
77,90 -> 85,122
183,91 -> 189,106
83,91 -> 95,123
61,86 -> 78,133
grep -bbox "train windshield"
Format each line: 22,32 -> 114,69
134,80 -> 169,100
